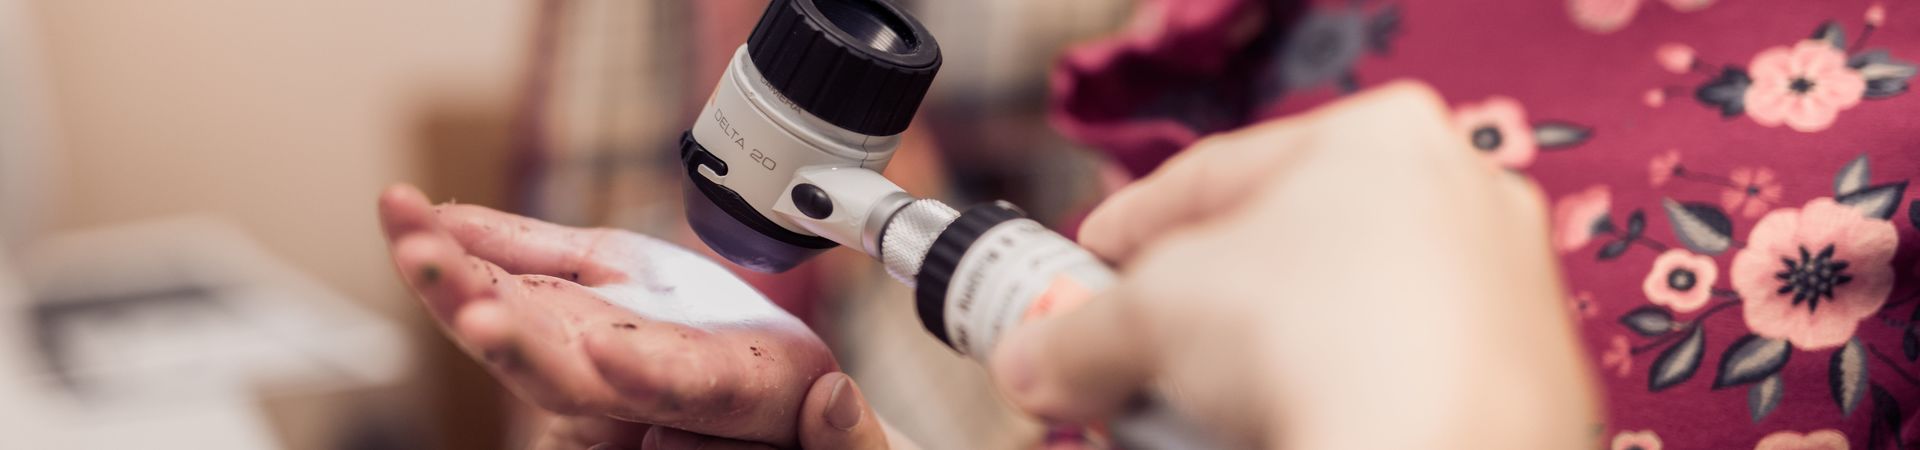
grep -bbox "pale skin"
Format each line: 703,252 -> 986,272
383,80 -> 1598,449
990,81 -> 1602,449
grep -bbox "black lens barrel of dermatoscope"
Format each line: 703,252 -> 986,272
747,0 -> 940,136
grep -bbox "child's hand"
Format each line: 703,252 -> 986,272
378,184 -> 845,447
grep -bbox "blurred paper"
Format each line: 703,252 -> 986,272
0,217 -> 409,449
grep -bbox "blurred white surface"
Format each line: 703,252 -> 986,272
0,218 -> 410,449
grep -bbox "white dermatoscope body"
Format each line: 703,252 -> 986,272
680,1 -> 1219,448
688,44 -> 941,280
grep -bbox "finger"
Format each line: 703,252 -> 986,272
799,372 -> 891,450
388,231 -> 501,321
408,256 -> 636,418
381,184 -> 508,322
640,427 -> 777,450
989,290 -> 1159,423
585,317 -> 836,446
434,203 -> 622,284
472,276 -> 628,416
1076,117 -> 1308,263
388,198 -> 624,415
583,323 -> 751,427
377,183 -> 438,240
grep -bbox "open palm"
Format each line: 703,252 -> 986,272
378,185 -> 837,447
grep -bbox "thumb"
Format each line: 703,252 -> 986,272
988,289 -> 1159,423
799,372 -> 891,450
1076,121 -> 1307,263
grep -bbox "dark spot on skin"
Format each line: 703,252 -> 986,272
750,346 -> 762,357
490,277 -> 498,285
614,323 -> 637,330
418,265 -> 441,285
569,272 -> 580,282
710,389 -> 743,416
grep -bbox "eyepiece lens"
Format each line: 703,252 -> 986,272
816,0 -> 917,54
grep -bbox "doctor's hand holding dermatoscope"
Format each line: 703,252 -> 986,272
988,82 -> 1600,449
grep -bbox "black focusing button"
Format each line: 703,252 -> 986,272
793,183 -> 833,219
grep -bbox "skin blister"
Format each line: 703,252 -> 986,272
378,184 -> 836,447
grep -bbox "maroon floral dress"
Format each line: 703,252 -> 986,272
1050,0 -> 1920,448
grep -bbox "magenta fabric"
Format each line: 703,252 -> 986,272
1051,0 -> 1920,448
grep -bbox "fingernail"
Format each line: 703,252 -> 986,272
642,428 -> 667,449
419,264 -> 442,285
825,374 -> 864,431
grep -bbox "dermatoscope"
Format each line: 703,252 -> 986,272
678,0 -> 1224,448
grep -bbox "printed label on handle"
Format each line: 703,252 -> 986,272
943,218 -> 1115,360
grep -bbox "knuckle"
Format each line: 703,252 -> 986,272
1321,80 -> 1452,139
1367,79 -> 1448,111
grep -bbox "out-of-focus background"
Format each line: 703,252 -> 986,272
0,0 -> 1132,448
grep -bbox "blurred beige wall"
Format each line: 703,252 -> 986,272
23,4 -> 536,447
27,0 -> 532,315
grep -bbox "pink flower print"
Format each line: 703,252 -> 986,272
1611,430 -> 1663,450
1732,198 -> 1898,350
1744,40 -> 1867,132
1867,3 -> 1887,27
1656,43 -> 1695,74
1571,0 -> 1643,33
1753,429 -> 1848,450
1452,96 -> 1538,169
1661,0 -> 1713,12
1722,167 -> 1785,218
1601,335 -> 1633,377
1648,150 -> 1681,187
1553,185 -> 1613,252
1644,89 -> 1667,107
1644,249 -> 1718,313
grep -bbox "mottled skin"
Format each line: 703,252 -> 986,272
378,185 -> 840,447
